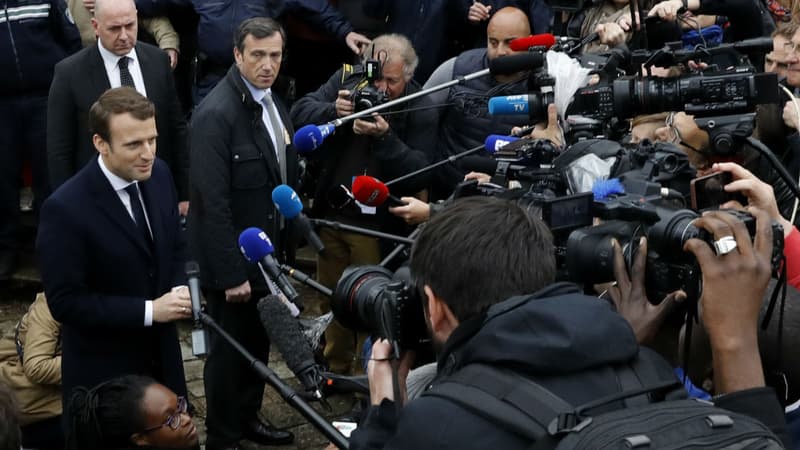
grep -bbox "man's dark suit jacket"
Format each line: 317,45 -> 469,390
36,157 -> 187,403
47,42 -> 189,200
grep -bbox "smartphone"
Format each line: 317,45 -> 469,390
690,172 -> 746,211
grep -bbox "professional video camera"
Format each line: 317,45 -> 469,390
331,266 -> 428,351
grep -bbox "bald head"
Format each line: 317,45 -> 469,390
92,0 -> 137,56
486,7 -> 531,61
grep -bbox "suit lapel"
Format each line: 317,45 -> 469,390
254,113 -> 283,185
87,159 -> 154,259
88,46 -> 112,95
136,44 -> 159,97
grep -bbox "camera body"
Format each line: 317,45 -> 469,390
331,266 -> 428,351
351,85 -> 389,113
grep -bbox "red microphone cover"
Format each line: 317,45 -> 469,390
509,33 -> 556,52
351,175 -> 389,207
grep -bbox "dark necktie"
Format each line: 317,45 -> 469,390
262,93 -> 287,183
118,56 -> 135,88
124,184 -> 152,245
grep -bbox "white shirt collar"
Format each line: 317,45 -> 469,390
97,155 -> 136,192
97,40 -> 138,75
240,75 -> 272,104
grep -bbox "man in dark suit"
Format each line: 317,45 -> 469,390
47,0 -> 189,214
188,17 -> 297,450
37,87 -> 192,411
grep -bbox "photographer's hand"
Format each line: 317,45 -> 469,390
530,104 -> 563,149
783,100 -> 800,130
367,339 -> 412,406
335,90 -> 354,117
713,162 -> 792,237
353,113 -> 389,137
389,197 -> 431,225
608,237 -> 684,345
684,209 -> 771,394
649,0 -> 699,21
468,1 -> 492,23
595,22 -> 626,47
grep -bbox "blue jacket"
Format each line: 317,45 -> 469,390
0,0 -> 81,96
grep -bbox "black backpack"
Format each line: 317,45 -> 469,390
423,362 -> 783,449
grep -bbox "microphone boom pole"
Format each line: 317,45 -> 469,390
330,68 -> 491,127
197,311 -> 349,449
309,219 -> 415,244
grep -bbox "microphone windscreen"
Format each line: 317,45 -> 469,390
484,134 -> 520,153
272,184 -> 303,219
293,124 -> 323,154
488,95 -> 530,115
509,33 -> 557,52
238,227 -> 274,262
257,295 -> 313,373
352,175 -> 389,207
488,52 -> 544,75
318,123 -> 335,138
592,178 -> 626,200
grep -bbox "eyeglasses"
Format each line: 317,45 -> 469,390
142,396 -> 188,433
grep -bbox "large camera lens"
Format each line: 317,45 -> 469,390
565,221 -> 642,284
646,209 -> 700,261
332,265 -> 394,332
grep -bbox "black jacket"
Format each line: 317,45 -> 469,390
290,64 -> 435,221
46,42 -> 190,199
188,66 -> 299,293
0,0 -> 81,97
350,282 -> 791,449
350,283 -> 677,449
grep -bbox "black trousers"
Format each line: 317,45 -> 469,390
203,289 -> 271,446
0,94 -> 50,253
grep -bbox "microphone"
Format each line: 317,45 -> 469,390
487,94 -> 539,116
238,227 -> 303,310
351,175 -> 405,207
509,33 -> 557,52
292,123 -> 335,154
258,295 -> 324,399
484,134 -> 520,153
488,52 -> 545,75
185,261 -> 208,356
272,185 -> 325,254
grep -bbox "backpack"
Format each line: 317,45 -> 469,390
423,362 -> 784,449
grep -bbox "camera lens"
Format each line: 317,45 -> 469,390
565,221 -> 641,284
332,266 -> 394,332
646,209 -> 700,260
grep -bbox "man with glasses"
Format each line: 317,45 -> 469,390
188,17 -> 296,450
290,33 -> 434,375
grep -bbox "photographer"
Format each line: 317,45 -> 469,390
289,34 -> 434,374
350,196 -> 789,448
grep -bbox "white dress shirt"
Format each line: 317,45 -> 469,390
97,41 -> 148,97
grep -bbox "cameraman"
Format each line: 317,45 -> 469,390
350,196 -> 788,448
290,34 -> 434,374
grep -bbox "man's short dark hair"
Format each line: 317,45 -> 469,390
89,87 -> 155,143
410,196 -> 556,321
234,17 -> 286,54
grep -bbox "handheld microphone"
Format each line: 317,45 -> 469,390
292,123 -> 335,154
351,175 -> 405,207
238,227 -> 303,310
509,33 -> 557,52
185,261 -> 208,356
258,295 -> 324,399
484,134 -> 520,153
487,94 -> 539,116
272,185 -> 325,254
488,52 -> 545,75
